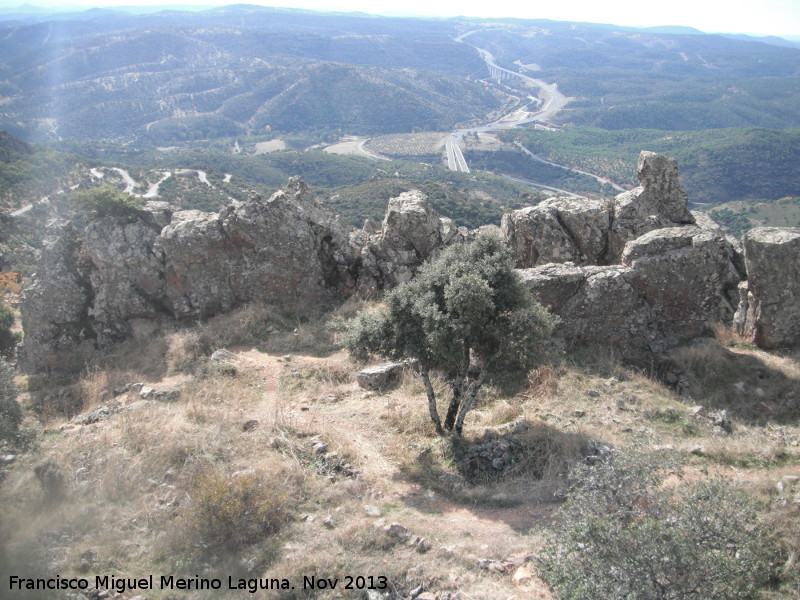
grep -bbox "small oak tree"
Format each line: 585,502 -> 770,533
343,234 -> 555,436
70,185 -> 142,223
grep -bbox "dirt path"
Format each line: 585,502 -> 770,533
238,350 -> 556,556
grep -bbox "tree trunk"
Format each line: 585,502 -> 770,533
453,365 -> 487,437
420,370 -> 444,435
443,385 -> 461,431
444,345 -> 471,431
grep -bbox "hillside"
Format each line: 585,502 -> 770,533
0,7 -> 496,144
1,304 -> 799,600
466,24 -> 800,131
495,127 -> 800,204
2,150 -> 800,599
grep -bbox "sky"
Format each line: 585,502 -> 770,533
3,0 -> 800,37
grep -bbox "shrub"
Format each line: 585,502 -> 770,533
70,185 -> 142,223
0,359 -> 22,442
183,469 -> 292,557
537,450 -> 778,600
0,304 -> 20,359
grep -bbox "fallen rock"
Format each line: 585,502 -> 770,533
356,362 -> 405,390
385,522 -> 410,539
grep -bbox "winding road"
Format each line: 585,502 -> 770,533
444,33 -> 568,174
442,32 -> 626,196
9,167 -> 235,218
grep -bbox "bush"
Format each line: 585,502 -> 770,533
70,185 -> 142,223
342,234 -> 555,436
537,450 -> 778,600
182,469 -> 292,557
0,359 -> 22,443
0,304 -> 20,359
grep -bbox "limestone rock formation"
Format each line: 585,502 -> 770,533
82,215 -> 165,345
519,226 -> 743,357
19,154 -> 800,377
734,227 -> 800,348
20,222 -> 96,375
19,181 -> 467,375
608,151 -> 695,257
501,198 -> 610,267
157,177 -> 355,319
502,150 -> 695,268
20,178 -> 360,375
355,190 -> 469,294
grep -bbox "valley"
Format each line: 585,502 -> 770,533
2,6 -> 800,599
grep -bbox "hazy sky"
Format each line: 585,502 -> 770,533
5,0 -> 800,37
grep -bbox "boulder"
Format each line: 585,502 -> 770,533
622,226 -> 742,343
501,198 -> 610,267
520,263 -> 660,356
734,227 -> 800,348
519,227 -> 743,357
356,362 -> 405,390
356,190 -> 469,293
502,151 -> 695,268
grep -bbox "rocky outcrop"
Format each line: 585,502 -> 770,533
21,178 -> 361,375
734,227 -> 800,348
520,226 -> 743,357
20,222 -> 97,375
502,151 -> 695,268
157,179 -> 358,319
608,151 -> 695,258
19,181 -> 468,375
355,190 -> 469,294
502,198 -> 611,267
82,215 -> 165,345
20,153 -> 800,377
621,227 -> 743,340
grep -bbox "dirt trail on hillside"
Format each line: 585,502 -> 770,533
237,350 -> 557,568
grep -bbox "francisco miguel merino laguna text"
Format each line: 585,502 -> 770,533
9,574 -> 389,594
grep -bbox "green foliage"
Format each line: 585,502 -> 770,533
503,126 -> 800,204
0,304 -> 20,360
0,359 -> 22,443
0,138 -> 85,213
709,207 -> 753,238
342,234 -> 555,435
464,149 -> 614,196
70,185 -> 142,223
537,450 -> 778,600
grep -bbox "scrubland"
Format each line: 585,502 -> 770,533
1,302 -> 799,599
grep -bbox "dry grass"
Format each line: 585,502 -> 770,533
3,307 -> 800,599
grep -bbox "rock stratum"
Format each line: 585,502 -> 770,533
20,152 -> 800,376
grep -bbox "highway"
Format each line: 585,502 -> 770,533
444,39 -> 568,174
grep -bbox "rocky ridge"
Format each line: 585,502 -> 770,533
19,152 -> 800,376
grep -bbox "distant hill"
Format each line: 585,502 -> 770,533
0,7 -> 493,144
467,23 -> 800,131
501,126 -> 800,204
3,7 -> 800,145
